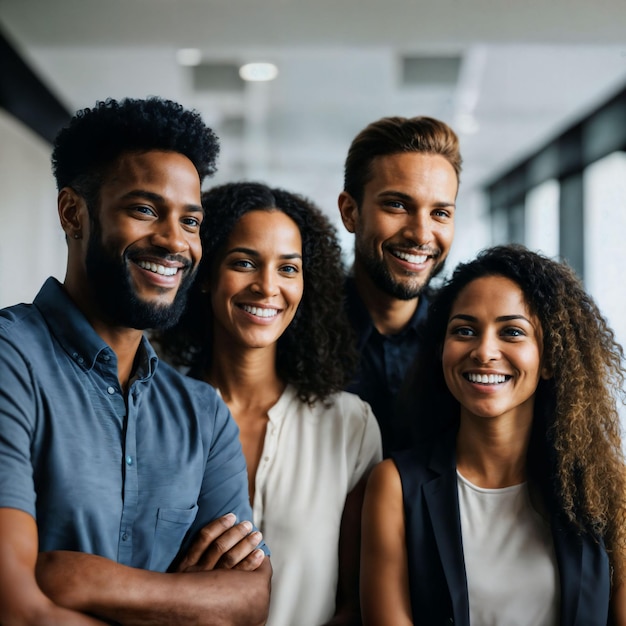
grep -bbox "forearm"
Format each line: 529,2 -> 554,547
37,551 -> 271,626
1,561 -> 103,626
0,509 -> 105,626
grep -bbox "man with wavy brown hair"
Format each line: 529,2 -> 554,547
338,115 -> 462,454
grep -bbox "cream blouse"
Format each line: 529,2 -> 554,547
252,384 -> 382,626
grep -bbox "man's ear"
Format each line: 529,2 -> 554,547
337,191 -> 359,234
58,187 -> 88,241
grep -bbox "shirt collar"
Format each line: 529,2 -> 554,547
34,277 -> 158,378
344,274 -> 430,346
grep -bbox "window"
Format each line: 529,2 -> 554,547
583,151 -> 626,428
525,179 -> 559,257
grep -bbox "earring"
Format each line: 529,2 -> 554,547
74,233 -> 81,239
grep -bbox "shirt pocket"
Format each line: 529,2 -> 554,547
149,504 -> 199,571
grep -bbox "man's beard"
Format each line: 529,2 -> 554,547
85,222 -> 196,331
355,242 -> 445,301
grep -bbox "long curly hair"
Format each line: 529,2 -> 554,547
405,244 -> 626,577
51,96 -> 219,209
156,181 -> 358,404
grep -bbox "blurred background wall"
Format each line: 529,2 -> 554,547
1,0 -> 625,370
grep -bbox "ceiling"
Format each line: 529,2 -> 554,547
2,0 -> 626,222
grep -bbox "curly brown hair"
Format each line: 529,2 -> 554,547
155,181 -> 358,404
405,244 -> 626,579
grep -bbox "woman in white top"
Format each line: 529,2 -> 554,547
361,244 -> 626,625
159,182 -> 382,626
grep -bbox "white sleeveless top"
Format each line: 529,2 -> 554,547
457,471 -> 560,625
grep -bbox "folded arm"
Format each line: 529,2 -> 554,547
0,508 -> 107,626
36,513 -> 271,626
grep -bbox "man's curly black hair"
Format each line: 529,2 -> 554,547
51,96 -> 219,210
156,181 -> 358,404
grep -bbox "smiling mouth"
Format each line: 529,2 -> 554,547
136,260 -> 179,276
239,304 -> 280,318
389,244 -> 441,266
464,373 -> 512,384
391,250 -> 428,264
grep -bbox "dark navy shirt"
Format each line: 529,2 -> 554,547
344,276 -> 429,456
0,278 -> 262,571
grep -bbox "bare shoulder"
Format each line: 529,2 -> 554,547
366,459 -> 402,499
362,459 -> 405,531
361,462 -> 412,625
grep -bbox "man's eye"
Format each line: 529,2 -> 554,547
182,217 -> 201,228
134,205 -> 156,216
385,201 -> 405,210
232,259 -> 254,269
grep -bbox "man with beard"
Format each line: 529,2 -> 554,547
0,98 -> 271,626
338,116 -> 461,455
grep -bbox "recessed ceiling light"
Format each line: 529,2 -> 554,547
239,62 -> 278,82
177,48 -> 202,67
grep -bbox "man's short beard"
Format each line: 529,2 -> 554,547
356,244 -> 445,301
85,217 -> 196,330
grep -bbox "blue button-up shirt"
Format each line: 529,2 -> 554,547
0,278 -> 260,571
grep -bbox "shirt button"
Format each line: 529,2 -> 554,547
107,386 -> 116,395
121,532 -> 128,541
126,456 -> 133,466
77,356 -> 84,364
102,354 -> 110,362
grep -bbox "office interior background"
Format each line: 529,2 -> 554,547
2,0 -> 626,421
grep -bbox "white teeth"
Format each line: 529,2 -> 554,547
393,250 -> 428,264
137,260 -> 178,276
241,305 -> 278,318
467,373 -> 508,384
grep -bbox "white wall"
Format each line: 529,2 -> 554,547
0,110 -> 66,308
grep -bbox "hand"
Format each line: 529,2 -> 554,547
175,513 -> 265,573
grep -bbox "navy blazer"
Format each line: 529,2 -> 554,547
393,435 -> 610,626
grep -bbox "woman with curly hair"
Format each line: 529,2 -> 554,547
361,244 -> 626,625
157,181 -> 382,626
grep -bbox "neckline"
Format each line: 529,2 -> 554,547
456,469 -> 526,494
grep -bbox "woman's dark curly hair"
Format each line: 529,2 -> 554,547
406,244 -> 626,577
51,96 -> 219,210
156,181 -> 358,405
